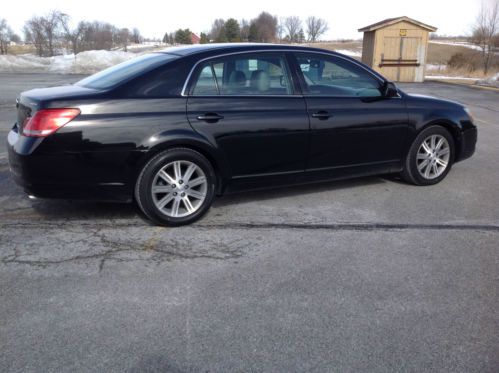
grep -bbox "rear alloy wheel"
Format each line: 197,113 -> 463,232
135,148 -> 216,226
402,126 -> 455,185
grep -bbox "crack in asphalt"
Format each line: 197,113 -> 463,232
198,222 -> 499,232
0,226 -> 246,270
1,221 -> 498,231
1,221 -> 496,269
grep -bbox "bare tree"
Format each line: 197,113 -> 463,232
277,18 -> 285,42
42,10 -> 65,56
10,33 -> 21,44
24,10 -> 66,56
470,0 -> 499,74
249,12 -> 278,42
60,14 -> 84,55
115,28 -> 130,51
306,16 -> 328,42
240,19 -> 250,42
210,19 -> 226,42
284,16 -> 301,42
0,18 -> 13,54
24,17 -> 46,56
132,28 -> 141,44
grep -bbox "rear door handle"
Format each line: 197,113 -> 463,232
196,113 -> 224,122
311,111 -> 331,120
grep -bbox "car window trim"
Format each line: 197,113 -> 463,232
183,51 -> 297,97
186,51 -> 296,97
210,63 -> 221,95
181,49 -> 386,97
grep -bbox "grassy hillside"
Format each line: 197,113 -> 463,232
308,39 -> 498,79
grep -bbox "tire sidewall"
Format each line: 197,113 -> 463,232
407,126 -> 455,186
136,149 -> 216,226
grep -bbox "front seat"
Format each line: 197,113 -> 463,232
250,70 -> 271,93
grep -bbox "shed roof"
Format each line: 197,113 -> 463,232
358,16 -> 437,32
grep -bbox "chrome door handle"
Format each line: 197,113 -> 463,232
311,111 -> 331,120
196,113 -> 224,122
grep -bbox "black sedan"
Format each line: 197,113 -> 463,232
7,44 -> 477,225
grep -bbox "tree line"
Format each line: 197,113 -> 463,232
0,10 -> 143,56
470,0 -> 499,74
0,18 -> 21,54
164,12 -> 329,45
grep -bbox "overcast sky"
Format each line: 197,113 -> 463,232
3,0 -> 485,40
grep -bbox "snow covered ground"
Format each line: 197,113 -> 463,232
478,72 -> 499,87
1,47 -> 363,74
0,50 -> 137,74
425,75 -> 479,81
0,44 -> 496,88
426,63 -> 447,71
334,49 -> 361,57
429,40 -> 482,51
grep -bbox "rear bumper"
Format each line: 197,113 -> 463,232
7,129 -> 132,202
456,126 -> 477,162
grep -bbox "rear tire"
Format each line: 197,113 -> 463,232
401,125 -> 455,186
135,148 -> 216,226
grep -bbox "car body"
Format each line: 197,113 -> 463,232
7,43 -> 477,225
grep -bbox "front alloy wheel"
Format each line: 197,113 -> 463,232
416,134 -> 451,180
402,125 -> 455,186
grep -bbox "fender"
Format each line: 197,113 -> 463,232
132,128 -> 231,193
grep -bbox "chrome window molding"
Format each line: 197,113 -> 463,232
180,49 -> 390,99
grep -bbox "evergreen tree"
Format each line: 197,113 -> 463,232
298,28 -> 305,43
200,32 -> 210,44
224,18 -> 241,42
248,22 -> 258,42
174,29 -> 192,44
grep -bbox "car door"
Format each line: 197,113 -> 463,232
186,52 -> 309,179
291,52 -> 410,176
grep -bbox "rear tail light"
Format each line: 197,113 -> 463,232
23,108 -> 81,137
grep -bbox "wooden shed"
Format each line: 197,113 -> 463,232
358,16 -> 437,82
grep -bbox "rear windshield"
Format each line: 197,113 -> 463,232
75,53 -> 178,90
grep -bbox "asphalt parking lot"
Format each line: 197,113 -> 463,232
0,73 -> 498,372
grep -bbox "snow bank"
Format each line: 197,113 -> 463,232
425,75 -> 480,81
426,63 -> 446,71
478,72 -> 499,88
0,54 -> 52,72
334,49 -> 362,57
429,40 -> 482,51
0,50 -> 136,74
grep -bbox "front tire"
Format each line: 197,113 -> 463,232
401,125 -> 455,186
135,148 -> 216,226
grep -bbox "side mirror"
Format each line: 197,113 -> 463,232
383,81 -> 399,98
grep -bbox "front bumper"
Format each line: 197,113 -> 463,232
457,126 -> 477,162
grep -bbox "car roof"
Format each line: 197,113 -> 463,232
154,43 -> 386,83
157,43 -> 346,57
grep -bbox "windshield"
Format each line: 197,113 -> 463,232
75,53 -> 178,90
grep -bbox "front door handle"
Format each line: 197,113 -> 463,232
311,111 -> 331,120
196,113 -> 224,122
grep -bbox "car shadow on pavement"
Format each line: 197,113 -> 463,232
22,175 -> 389,222
212,175 -> 388,208
29,199 -> 140,220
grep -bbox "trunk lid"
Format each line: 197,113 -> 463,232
16,85 -> 101,134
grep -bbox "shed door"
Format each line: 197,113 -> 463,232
381,37 -> 421,82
